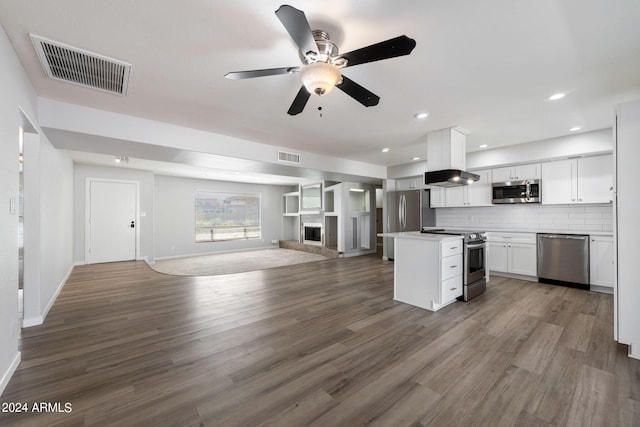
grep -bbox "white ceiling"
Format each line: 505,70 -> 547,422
2,0 -> 640,181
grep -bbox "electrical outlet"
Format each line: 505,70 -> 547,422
271,239 -> 279,244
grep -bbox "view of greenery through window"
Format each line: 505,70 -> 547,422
195,191 -> 261,242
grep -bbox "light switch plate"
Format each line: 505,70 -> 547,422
9,196 -> 17,214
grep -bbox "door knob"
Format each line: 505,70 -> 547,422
130,221 -> 135,228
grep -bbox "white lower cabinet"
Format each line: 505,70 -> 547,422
590,235 -> 614,291
488,242 -> 509,272
393,235 -> 463,311
507,243 -> 537,276
487,232 -> 537,278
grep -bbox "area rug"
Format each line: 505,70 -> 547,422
150,248 -> 327,276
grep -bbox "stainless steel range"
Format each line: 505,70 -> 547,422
421,228 -> 487,301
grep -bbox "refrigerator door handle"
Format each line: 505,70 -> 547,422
399,194 -> 406,231
397,195 -> 402,231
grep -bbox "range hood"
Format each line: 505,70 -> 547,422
425,127 -> 478,187
425,169 -> 480,188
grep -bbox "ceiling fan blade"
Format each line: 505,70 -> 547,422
275,5 -> 318,57
336,76 -> 380,107
340,35 -> 417,68
287,86 -> 311,115
225,67 -> 300,80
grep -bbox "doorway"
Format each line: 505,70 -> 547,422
18,111 -> 39,325
18,126 -> 24,320
86,179 -> 138,264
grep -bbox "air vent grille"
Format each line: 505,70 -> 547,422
30,34 -> 131,96
278,150 -> 301,164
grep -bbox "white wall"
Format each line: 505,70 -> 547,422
615,99 -> 640,358
22,133 -> 74,327
39,98 -> 387,181
74,165 -> 155,264
437,204 -> 613,232
467,128 -> 612,169
0,22 -> 27,396
0,23 -> 74,394
154,175 -> 284,259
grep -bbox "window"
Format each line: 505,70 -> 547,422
195,191 -> 261,242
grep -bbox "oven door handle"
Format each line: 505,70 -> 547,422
466,242 -> 486,249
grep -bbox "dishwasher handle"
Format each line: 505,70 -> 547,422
538,234 -> 589,240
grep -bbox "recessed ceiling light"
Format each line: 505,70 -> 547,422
479,144 -> 488,148
414,112 -> 429,119
569,126 -> 582,132
548,93 -> 566,101
412,156 -> 421,161
381,147 -> 390,153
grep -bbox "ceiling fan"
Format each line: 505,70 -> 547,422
225,5 -> 417,115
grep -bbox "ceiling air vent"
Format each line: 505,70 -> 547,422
277,150 -> 301,164
30,34 -> 131,96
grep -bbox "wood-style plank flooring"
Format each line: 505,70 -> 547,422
1,254 -> 639,426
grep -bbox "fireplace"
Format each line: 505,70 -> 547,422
303,223 -> 323,245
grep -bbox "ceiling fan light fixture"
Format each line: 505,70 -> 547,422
300,61 -> 342,96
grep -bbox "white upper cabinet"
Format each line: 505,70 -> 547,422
442,169 -> 492,207
429,186 -> 446,208
541,159 -> 575,204
577,155 -> 614,204
492,163 -> 541,182
445,186 -> 466,207
396,176 -> 424,191
541,155 -> 613,205
466,170 -> 493,206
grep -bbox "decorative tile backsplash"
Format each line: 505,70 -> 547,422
436,204 -> 613,232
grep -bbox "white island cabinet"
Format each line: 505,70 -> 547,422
379,232 -> 463,311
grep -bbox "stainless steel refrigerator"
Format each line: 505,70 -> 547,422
386,189 -> 435,259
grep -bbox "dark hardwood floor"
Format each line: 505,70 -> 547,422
1,255 -> 639,426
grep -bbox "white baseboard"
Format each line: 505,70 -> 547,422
630,344 -> 640,360
343,249 -> 377,258
490,272 -> 538,282
0,352 -> 21,397
590,285 -> 614,294
22,316 -> 43,328
23,264 -> 73,328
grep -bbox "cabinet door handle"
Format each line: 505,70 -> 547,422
450,265 -> 458,268
450,246 -> 458,250
449,287 -> 457,291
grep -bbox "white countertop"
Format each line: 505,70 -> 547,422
421,226 -> 613,237
378,231 -> 463,242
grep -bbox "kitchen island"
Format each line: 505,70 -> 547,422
379,231 -> 464,311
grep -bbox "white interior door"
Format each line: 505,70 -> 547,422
87,180 -> 137,264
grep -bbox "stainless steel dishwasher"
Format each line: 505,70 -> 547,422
537,233 -> 589,288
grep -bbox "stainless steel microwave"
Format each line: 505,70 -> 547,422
492,179 -> 540,204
